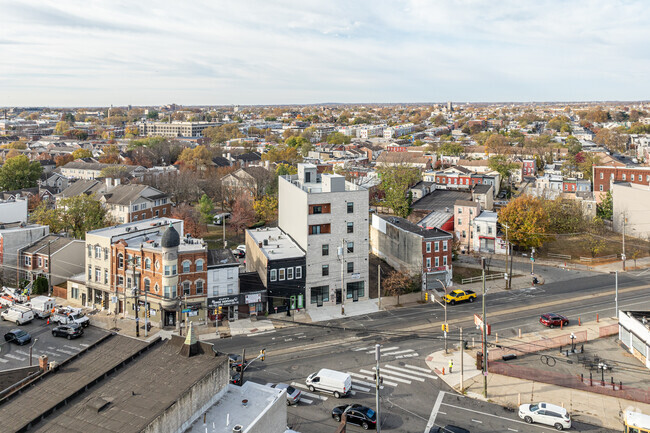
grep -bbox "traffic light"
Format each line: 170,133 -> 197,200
441,323 -> 449,332
425,292 -> 428,301
260,348 -> 266,362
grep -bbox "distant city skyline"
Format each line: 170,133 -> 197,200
2,0 -> 649,107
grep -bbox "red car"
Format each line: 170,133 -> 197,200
540,313 -> 569,328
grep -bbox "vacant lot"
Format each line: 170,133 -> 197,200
538,232 -> 650,265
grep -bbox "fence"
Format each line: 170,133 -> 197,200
489,361 -> 650,404
488,330 -> 588,362
548,253 -> 571,260
461,273 -> 503,285
580,254 -> 618,263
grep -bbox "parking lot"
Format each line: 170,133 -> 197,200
0,314 -> 109,370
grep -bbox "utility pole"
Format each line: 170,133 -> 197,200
339,239 -> 346,315
375,344 -> 381,433
47,241 -> 52,296
504,224 -> 509,289
241,348 -> 246,384
460,327 -> 464,394
378,265 -> 382,310
222,213 -> 226,248
622,213 -> 626,271
144,280 -> 149,337
134,270 -> 140,338
481,257 -> 488,398
531,247 -> 535,275
615,270 -> 619,319
434,278 -> 448,354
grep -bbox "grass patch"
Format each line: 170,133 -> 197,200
452,265 -> 501,284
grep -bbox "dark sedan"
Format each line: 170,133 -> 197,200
429,426 -> 470,433
52,324 -> 84,339
4,329 -> 31,345
332,404 -> 377,430
540,313 -> 569,328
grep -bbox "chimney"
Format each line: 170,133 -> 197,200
39,354 -> 49,371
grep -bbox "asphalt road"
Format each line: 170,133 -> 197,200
0,316 -> 110,369
208,271 -> 649,432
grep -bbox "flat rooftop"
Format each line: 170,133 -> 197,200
247,227 -> 305,260
412,189 -> 472,212
186,381 -> 284,433
86,217 -> 183,239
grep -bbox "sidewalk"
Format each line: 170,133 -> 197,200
425,317 -> 650,430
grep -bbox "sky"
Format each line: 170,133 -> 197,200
1,0 -> 649,106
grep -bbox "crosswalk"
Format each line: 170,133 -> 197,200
289,363 -> 436,406
353,345 -> 419,359
0,342 -> 85,364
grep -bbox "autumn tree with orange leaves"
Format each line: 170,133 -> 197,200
497,195 -> 549,249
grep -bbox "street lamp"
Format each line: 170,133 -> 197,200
29,338 -> 39,366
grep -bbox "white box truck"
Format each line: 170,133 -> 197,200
26,296 -> 56,319
305,368 -> 352,398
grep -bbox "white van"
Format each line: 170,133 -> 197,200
305,368 -> 352,398
519,402 -> 571,430
27,296 -> 56,319
1,305 -> 35,325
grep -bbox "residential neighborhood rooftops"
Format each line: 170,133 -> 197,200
412,189 -> 473,212
375,214 -> 452,239
207,248 -> 240,267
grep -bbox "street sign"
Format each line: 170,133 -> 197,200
474,313 -> 491,335
181,308 -> 191,313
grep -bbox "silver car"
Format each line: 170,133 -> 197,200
270,383 -> 301,406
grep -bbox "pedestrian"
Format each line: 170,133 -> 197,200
449,359 -> 453,374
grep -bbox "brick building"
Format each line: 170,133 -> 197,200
593,165 -> 650,195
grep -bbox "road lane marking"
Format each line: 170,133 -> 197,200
0,358 -> 8,363
55,348 -> 75,355
289,382 -> 328,400
440,402 -> 555,430
14,349 -> 30,356
472,419 -> 483,423
352,384 -> 371,392
361,368 -> 411,384
352,346 -> 372,351
382,349 -> 414,356
352,378 -> 381,388
79,343 -> 90,347
4,353 -> 25,361
375,366 -> 424,382
425,391 -> 446,432
63,345 -> 80,351
349,372 -> 396,386
403,364 -> 432,373
367,346 -> 399,354
246,330 -> 275,337
508,428 -> 518,432
395,353 -> 419,359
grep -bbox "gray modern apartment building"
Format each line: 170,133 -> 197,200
137,121 -> 220,138
278,163 -> 369,310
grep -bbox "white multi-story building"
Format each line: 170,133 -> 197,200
278,163 -> 369,309
137,121 -> 220,137
358,124 -> 386,139
383,123 -> 414,139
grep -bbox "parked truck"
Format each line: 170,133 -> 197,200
26,296 -> 56,319
51,307 -> 90,327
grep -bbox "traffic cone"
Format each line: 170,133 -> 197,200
47,317 -> 50,325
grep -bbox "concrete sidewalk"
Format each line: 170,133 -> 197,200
425,317 -> 650,430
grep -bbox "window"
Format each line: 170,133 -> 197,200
45,259 -> 48,268
322,265 -> 329,276
600,172 -> 603,179
462,230 -> 466,238
95,268 -> 100,282
435,242 -> 440,252
309,203 -> 330,214
443,240 -> 448,251
227,268 -> 234,279
104,269 -> 108,284
196,259 -> 204,271
196,280 -> 204,294
183,281 -> 190,295
118,253 -> 124,269
622,174 -> 626,180
599,185 -> 603,191
435,256 -> 440,267
458,207 -> 462,214
443,256 -> 448,266
165,265 -> 171,276
295,266 -> 302,279
347,222 -> 354,233
164,285 -> 176,298
322,244 -> 329,256
118,276 -> 124,286
145,258 -> 151,270
426,242 -> 431,253
347,242 -> 354,253
132,204 -> 139,211
347,262 -> 354,273
287,267 -> 294,280
132,215 -> 138,221
279,268 -> 286,281
310,285 -> 329,304
347,202 -> 354,213
103,248 -> 109,260
227,284 -> 234,294
71,286 -> 79,299
458,218 -> 462,225
309,224 -> 331,235
144,278 -> 151,292
647,175 -> 650,182
95,245 -> 101,258
488,226 -> 492,234
87,245 -> 92,258
426,257 -> 431,268
182,261 -> 191,273
469,209 -> 473,216
87,265 -> 92,279
631,174 -> 635,181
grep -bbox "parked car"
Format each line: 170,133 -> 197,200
332,404 -> 377,430
444,290 -> 476,305
236,244 -> 246,253
52,324 -> 84,340
269,383 -> 301,405
519,402 -> 571,430
0,305 -> 35,325
230,372 -> 242,386
4,329 -> 32,345
540,313 -> 569,328
233,248 -> 245,258
429,426 -> 470,433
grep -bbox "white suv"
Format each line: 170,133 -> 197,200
519,402 -> 571,430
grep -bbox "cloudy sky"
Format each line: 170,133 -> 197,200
1,0 -> 649,106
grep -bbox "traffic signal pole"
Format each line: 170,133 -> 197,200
482,257 -> 488,398
375,344 -> 381,433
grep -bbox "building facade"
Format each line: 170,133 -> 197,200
278,164 -> 369,309
137,121 -> 220,137
454,200 -> 481,254
593,165 -> 650,194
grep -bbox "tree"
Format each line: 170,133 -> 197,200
171,203 -> 206,237
1,141 -> 27,150
99,165 -> 131,179
262,145 -> 302,164
54,121 -> 70,135
196,194 -> 215,224
72,148 -> 93,160
438,142 -> 464,156
485,134 -> 508,151
98,144 -> 121,164
377,165 -> 420,218
31,202 -> 65,233
566,136 -> 581,155
432,114 -> 446,127
32,196 -> 112,238
229,196 -> 256,234
383,270 -> 417,305
146,110 -> 159,119
253,195 -> 278,224
498,195 -> 549,249
32,276 -> 49,295
597,190 -> 613,220
577,153 -> 601,181
594,129 -> 628,153
0,155 -> 43,191
326,132 -> 351,145
177,145 -> 213,170
55,153 -> 75,167
202,124 -> 244,144
542,198 -> 585,234
488,156 -> 519,189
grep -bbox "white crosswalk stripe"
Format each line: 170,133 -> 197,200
55,348 -> 75,355
14,349 -> 31,356
4,353 -> 25,361
382,349 -> 415,356
353,346 -> 372,352
0,358 -> 8,363
360,368 -> 411,384
376,366 -> 425,382
79,343 -> 90,347
403,364 -> 431,373
300,398 -> 314,404
395,353 -> 419,359
367,346 -> 398,354
396,364 -> 438,380
290,382 -> 328,401
348,372 -> 396,387
352,378 -> 382,389
351,384 -> 371,392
